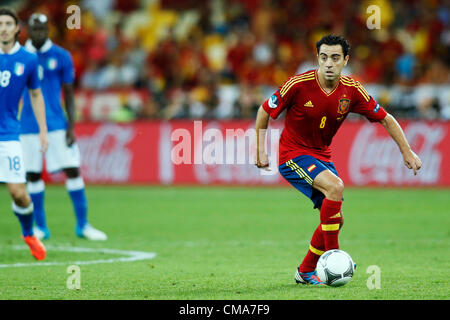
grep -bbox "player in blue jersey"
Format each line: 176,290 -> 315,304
0,8 -> 47,260
20,13 -> 107,241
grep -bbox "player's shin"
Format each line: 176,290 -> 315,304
320,198 -> 342,251
66,177 -> 88,229
299,224 -> 325,273
27,179 -> 47,230
12,202 -> 34,237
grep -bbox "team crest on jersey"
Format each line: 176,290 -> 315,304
268,94 -> 279,109
47,58 -> 58,70
337,98 -> 350,114
14,62 -> 25,76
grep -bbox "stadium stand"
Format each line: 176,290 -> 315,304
11,0 -> 450,120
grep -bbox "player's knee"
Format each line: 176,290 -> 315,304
26,172 -> 42,182
327,178 -> 344,199
9,187 -> 30,205
335,178 -> 345,195
64,167 -> 80,179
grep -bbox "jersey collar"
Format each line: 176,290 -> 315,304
0,42 -> 21,55
25,39 -> 53,53
315,69 -> 340,96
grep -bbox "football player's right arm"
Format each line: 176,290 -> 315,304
62,83 -> 76,146
255,106 -> 270,169
28,88 -> 48,153
61,51 -> 76,146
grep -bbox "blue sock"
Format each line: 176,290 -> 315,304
66,177 -> 88,230
12,202 -> 34,237
28,180 -> 47,230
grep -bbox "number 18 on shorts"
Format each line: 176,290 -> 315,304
0,141 -> 26,183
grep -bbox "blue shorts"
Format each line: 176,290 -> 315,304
279,155 -> 341,209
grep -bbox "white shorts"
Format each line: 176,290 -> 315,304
20,130 -> 81,173
0,140 -> 27,183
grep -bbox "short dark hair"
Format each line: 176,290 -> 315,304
0,7 -> 20,41
316,34 -> 350,57
0,7 -> 19,25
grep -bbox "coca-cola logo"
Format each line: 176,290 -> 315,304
77,125 -> 134,182
349,123 -> 444,185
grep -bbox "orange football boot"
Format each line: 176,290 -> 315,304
23,235 -> 46,260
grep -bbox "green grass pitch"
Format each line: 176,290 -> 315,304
0,185 -> 448,300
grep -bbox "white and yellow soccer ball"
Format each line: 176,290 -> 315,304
316,249 -> 355,287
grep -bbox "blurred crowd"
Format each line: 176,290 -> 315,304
11,0 -> 450,120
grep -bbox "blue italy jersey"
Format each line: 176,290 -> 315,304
0,42 -> 40,141
20,39 -> 75,134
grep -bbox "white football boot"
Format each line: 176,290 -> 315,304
76,224 -> 107,241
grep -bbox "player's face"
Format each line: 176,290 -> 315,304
28,22 -> 48,45
317,44 -> 349,81
0,15 -> 18,44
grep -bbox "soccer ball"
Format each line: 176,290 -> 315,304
316,249 -> 355,287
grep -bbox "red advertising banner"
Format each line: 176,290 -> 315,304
71,121 -> 161,183
66,120 -> 450,186
332,120 -> 449,186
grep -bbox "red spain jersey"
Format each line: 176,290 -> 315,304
262,69 -> 387,165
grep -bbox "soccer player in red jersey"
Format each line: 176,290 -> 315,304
255,35 -> 422,285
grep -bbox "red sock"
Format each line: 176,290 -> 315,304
299,224 -> 325,273
320,198 -> 342,251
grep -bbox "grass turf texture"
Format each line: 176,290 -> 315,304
0,185 -> 448,300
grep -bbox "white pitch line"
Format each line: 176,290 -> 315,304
0,245 -> 156,268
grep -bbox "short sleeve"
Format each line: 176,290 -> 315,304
350,81 -> 387,122
61,50 -> 75,84
262,89 -> 288,119
261,75 -> 301,119
26,55 -> 40,90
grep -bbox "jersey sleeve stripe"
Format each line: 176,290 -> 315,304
280,76 -> 315,97
279,72 -> 315,96
280,73 -> 314,95
339,77 -> 357,85
358,88 -> 370,101
339,78 -> 370,101
353,81 -> 370,101
357,87 -> 370,102
358,84 -> 370,99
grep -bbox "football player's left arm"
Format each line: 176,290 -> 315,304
62,83 -> 76,146
29,88 -> 48,153
380,113 -> 422,175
